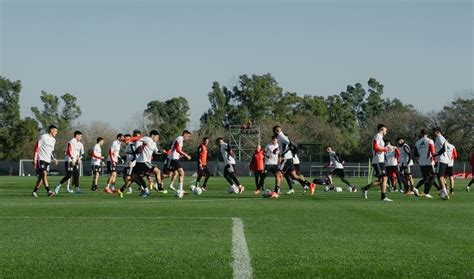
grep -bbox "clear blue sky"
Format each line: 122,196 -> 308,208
1,0 -> 472,130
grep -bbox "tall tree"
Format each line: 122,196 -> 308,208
434,96 -> 474,158
0,77 -> 39,160
31,91 -> 82,131
232,73 -> 283,124
144,96 -> 190,145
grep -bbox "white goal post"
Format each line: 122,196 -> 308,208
19,159 -> 84,177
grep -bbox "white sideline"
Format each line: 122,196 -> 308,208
0,216 -> 227,220
232,218 -> 253,279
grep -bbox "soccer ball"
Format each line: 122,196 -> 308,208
190,185 -> 196,192
227,185 -> 238,194
262,189 -> 273,198
335,187 -> 343,193
193,186 -> 203,195
175,189 -> 184,199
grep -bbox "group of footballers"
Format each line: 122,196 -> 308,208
32,123 -> 473,201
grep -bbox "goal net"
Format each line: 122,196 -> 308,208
19,159 -> 84,177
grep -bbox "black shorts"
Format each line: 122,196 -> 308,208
294,164 -> 300,172
132,162 -> 155,176
35,160 -> 50,175
197,165 -> 210,177
64,162 -> 77,172
445,166 -> 454,177
92,165 -> 102,174
436,163 -> 448,177
420,165 -> 435,179
330,168 -> 345,178
264,165 -> 279,175
372,163 -> 387,178
278,159 -> 295,174
166,159 -> 182,172
400,165 -> 412,175
386,166 -> 398,177
107,161 -> 117,173
122,166 -> 133,177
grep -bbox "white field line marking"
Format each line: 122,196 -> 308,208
232,218 -> 253,279
0,197 -> 256,206
0,216 -> 227,220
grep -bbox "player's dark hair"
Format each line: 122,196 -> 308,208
215,137 -> 224,144
420,129 -> 428,136
73,131 -> 82,136
149,130 -> 160,136
396,137 -> 405,141
48,125 -> 58,132
183,130 -> 191,135
116,133 -> 123,139
202,137 -> 209,142
377,124 -> 386,131
271,136 -> 277,140
272,126 -> 281,133
96,137 -> 104,143
132,129 -> 141,136
124,134 -> 131,138
384,139 -> 391,145
432,127 -> 442,134
324,145 -> 331,150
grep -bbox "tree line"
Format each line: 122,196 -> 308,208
0,75 -> 472,162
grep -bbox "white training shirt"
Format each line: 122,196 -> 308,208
264,143 -> 279,166
372,133 -> 386,164
35,133 -> 56,163
220,143 -> 236,165
125,140 -> 142,167
91,143 -> 103,166
385,145 -> 398,167
293,154 -> 300,165
168,136 -> 184,160
415,136 -> 435,166
399,143 -> 414,167
277,131 -> 293,160
446,142 -> 456,167
64,138 -> 84,163
137,136 -> 159,163
328,151 -> 344,170
107,140 -> 122,163
434,135 -> 450,164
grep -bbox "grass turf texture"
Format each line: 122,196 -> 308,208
0,176 -> 473,278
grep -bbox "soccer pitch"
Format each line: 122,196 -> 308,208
0,176 -> 473,278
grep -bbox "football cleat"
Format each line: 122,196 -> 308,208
238,185 -> 245,194
466,186 -> 470,192
286,189 -> 295,195
424,194 -> 433,199
48,191 -> 56,198
362,188 -> 368,200
54,185 -> 61,195
412,187 -> 420,197
254,189 -> 261,195
158,189 -> 168,194
169,185 -> 177,191
32,192 -> 38,198
118,189 -> 123,198
104,188 -> 113,194
382,197 -> 393,202
270,192 -> 279,199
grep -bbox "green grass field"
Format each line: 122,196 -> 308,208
0,176 -> 473,278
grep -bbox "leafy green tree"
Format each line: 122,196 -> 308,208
0,77 -> 40,160
340,83 -> 366,127
232,73 -> 283,124
31,91 -> 82,131
144,96 -> 190,145
434,96 -> 474,159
